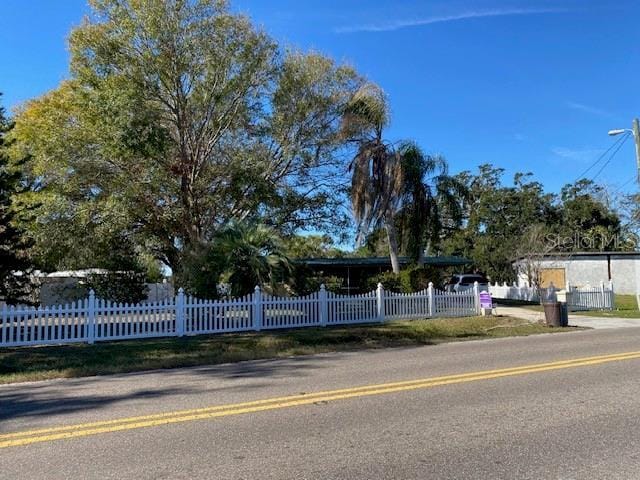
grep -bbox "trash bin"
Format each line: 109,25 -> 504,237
559,302 -> 569,327
543,302 -> 560,326
543,302 -> 568,327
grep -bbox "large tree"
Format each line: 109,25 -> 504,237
442,166 -> 556,280
556,179 -> 623,251
0,96 -> 33,304
13,0 -> 363,276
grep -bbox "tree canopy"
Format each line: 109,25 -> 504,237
441,165 -> 627,281
0,95 -> 33,304
12,0 -> 363,280
4,0 -> 633,297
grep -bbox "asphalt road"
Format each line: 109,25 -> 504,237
3,327 -> 640,479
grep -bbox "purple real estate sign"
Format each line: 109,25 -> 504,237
479,292 -> 493,309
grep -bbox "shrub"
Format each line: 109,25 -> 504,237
86,271 -> 149,304
215,223 -> 292,297
363,265 -> 443,293
291,265 -> 343,296
176,222 -> 292,299
399,265 -> 443,292
363,271 -> 403,293
176,243 -> 225,299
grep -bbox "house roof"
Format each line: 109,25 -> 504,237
513,251 -> 640,263
296,256 -> 471,268
44,269 -> 109,278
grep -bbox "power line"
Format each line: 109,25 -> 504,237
589,132 -> 631,182
574,132 -> 630,182
611,176 -> 635,196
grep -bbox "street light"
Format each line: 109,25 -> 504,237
607,119 -> 640,184
608,129 -> 631,136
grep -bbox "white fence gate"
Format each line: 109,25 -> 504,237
565,284 -> 614,311
0,283 -> 482,348
489,281 -> 614,311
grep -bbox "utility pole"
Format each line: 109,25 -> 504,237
610,119 -> 640,310
608,118 -> 640,183
633,118 -> 640,184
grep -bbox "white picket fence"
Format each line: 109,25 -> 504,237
489,281 -> 614,311
0,283 -> 481,348
488,282 -> 539,302
565,284 -> 614,311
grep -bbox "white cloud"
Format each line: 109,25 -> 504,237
551,147 -> 605,162
566,101 -> 613,118
335,7 -> 568,33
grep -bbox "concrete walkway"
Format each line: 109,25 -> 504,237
497,305 -> 640,329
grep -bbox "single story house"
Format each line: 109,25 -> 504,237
297,256 -> 471,293
513,251 -> 640,294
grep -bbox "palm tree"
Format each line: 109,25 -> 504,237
215,222 -> 293,297
395,141 -> 467,264
343,86 -> 467,273
343,83 -> 404,273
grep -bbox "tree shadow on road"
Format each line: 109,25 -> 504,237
0,351 -> 348,423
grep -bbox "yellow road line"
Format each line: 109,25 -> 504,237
3,350 -> 640,449
2,349 -> 636,441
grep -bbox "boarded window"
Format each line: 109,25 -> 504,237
540,268 -> 566,289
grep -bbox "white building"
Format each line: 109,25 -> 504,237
513,252 -> 640,295
34,270 -> 173,305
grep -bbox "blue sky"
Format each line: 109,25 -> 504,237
1,0 -> 639,195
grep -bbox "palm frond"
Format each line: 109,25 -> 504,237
341,83 -> 389,141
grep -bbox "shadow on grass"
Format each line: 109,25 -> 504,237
0,316 -> 567,389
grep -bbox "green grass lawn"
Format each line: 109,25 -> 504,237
0,316 -> 573,384
520,295 -> 640,318
573,294 -> 640,318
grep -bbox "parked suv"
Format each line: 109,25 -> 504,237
445,274 -> 489,293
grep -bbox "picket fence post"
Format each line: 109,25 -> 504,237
319,284 -> 328,326
427,282 -> 435,317
1,303 -> 7,345
608,280 -> 614,310
175,288 -> 185,337
86,289 -> 96,344
473,281 -> 480,315
254,286 -> 263,331
566,288 -> 573,310
376,283 -> 385,322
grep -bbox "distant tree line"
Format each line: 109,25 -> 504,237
358,165 -> 630,282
